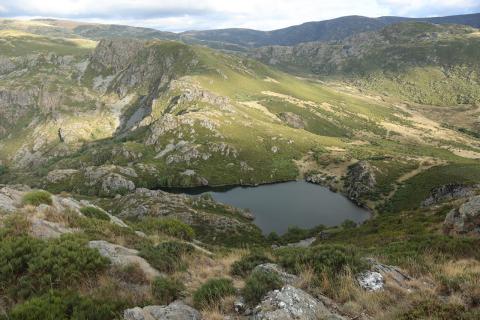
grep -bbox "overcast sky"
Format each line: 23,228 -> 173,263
1,0 -> 479,32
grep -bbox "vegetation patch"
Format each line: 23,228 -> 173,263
193,278 -> 236,309
230,250 -> 273,277
135,217 -> 195,240
151,276 -> 185,305
139,241 -> 194,274
80,206 -> 110,221
242,269 -> 282,306
22,190 -> 53,206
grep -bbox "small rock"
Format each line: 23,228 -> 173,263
357,271 -> 384,291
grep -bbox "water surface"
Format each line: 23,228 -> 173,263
172,181 -> 370,234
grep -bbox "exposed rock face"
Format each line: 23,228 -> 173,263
113,188 -> 257,235
422,184 -> 480,207
344,161 -> 376,203
253,285 -> 345,320
278,112 -> 305,129
123,301 -> 202,320
101,173 -> 136,196
89,240 -> 161,280
305,173 -> 326,185
88,39 -> 144,76
30,217 -> 76,239
46,169 -> 79,184
444,196 -> 480,236
364,258 -> 413,290
254,264 -> 299,285
0,185 -> 26,213
357,271 -> 384,291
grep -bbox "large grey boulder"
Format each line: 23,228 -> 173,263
89,240 -> 160,280
101,173 -> 135,196
30,217 -> 77,239
252,285 -> 346,320
0,186 -> 25,213
123,301 -> 202,320
444,195 -> 480,235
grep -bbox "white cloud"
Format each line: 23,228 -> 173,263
0,0 -> 478,31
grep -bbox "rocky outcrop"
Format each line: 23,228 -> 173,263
89,240 -> 161,280
362,258 -> 413,291
87,39 -> 144,76
253,285 -> 346,320
46,169 -> 79,184
101,173 -> 136,196
422,184 -> 480,207
0,185 -> 27,213
444,196 -> 480,236
123,301 -> 202,320
344,161 -> 376,203
30,217 -> 77,239
278,112 -> 305,129
111,188 -> 260,243
254,264 -> 299,285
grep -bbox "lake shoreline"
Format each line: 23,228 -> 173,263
161,180 -> 371,235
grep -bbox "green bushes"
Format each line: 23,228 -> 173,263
139,241 -> 194,274
22,190 -> 52,206
0,234 -> 109,301
276,244 -> 367,276
8,290 -> 123,320
242,270 -> 282,306
136,218 -> 195,240
230,250 -> 273,277
193,278 -> 235,309
80,206 -> 110,221
151,277 -> 185,305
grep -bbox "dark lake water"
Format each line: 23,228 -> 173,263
174,181 -> 370,235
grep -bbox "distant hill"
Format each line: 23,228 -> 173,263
181,13 -> 480,48
0,18 -> 177,40
252,22 -> 480,107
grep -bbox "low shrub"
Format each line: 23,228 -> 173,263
242,270 -> 282,306
276,244 -> 367,276
139,241 -> 194,274
230,250 -> 273,277
151,277 -> 185,305
80,206 -> 110,221
8,290 -> 123,320
193,278 -> 235,309
110,264 -> 148,285
137,218 -> 195,240
0,234 -> 109,301
22,190 -> 52,206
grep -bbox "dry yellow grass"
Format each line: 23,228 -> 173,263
201,295 -> 237,319
180,249 -> 247,293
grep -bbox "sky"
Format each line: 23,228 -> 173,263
0,0 -> 479,32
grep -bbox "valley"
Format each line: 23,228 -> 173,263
0,12 -> 479,320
